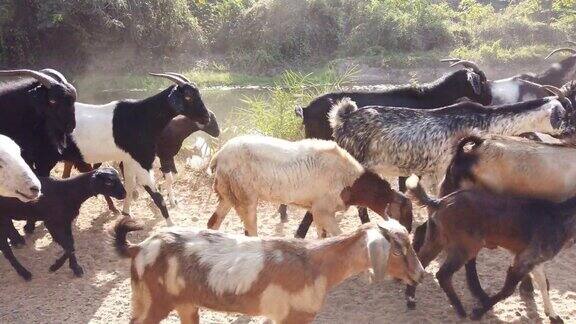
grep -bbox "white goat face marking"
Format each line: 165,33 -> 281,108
183,231 -> 265,295
0,135 -> 40,201
134,239 -> 162,278
260,276 -> 327,321
490,78 -> 520,105
166,256 -> 186,295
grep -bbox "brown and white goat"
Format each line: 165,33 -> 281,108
406,175 -> 575,323
113,217 -> 425,324
207,135 -> 413,237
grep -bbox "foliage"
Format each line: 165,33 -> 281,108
232,67 -> 357,140
0,0 -> 574,74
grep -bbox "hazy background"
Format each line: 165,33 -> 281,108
0,0 -> 574,140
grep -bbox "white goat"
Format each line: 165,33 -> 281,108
207,135 -> 412,236
113,217 -> 424,324
0,134 -> 41,201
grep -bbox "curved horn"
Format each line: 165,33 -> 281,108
449,60 -> 482,74
148,72 -> 186,86
542,85 -> 565,99
517,79 -> 566,99
40,68 -> 69,84
545,48 -> 576,60
165,72 -> 191,84
440,58 -> 462,63
0,69 -> 58,88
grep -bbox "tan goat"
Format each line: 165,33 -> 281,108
113,218 -> 424,324
207,135 -> 412,237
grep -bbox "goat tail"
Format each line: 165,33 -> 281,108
328,97 -> 358,130
405,175 -> 441,212
112,217 -> 143,259
439,132 -> 485,196
209,149 -> 220,175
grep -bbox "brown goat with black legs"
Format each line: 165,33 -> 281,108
0,168 -> 126,280
405,175 -> 575,323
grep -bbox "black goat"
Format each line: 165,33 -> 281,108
0,168 -> 126,280
0,69 -> 77,176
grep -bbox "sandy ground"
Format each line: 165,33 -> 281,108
1,161 -> 575,324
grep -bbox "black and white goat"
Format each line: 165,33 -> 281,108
62,73 -> 210,226
0,69 -> 77,175
0,168 -> 126,280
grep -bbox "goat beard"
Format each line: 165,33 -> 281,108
47,127 -> 68,154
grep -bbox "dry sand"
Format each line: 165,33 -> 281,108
1,162 -> 575,324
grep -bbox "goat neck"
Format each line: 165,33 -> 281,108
132,86 -> 182,136
308,225 -> 376,287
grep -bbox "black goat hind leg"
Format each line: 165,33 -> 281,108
0,235 -> 32,280
295,211 -> 314,238
144,185 -> 172,226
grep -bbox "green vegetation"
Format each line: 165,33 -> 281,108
232,67 -> 357,140
1,0 -> 574,79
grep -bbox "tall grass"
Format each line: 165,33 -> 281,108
232,67 -> 357,140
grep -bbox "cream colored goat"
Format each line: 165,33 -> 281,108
207,135 -> 411,236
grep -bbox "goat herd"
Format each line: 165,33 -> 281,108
0,44 -> 575,323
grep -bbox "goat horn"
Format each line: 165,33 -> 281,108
149,73 -> 186,86
0,69 -> 58,88
542,85 -> 565,99
440,58 -> 461,63
165,72 -> 191,84
40,68 -> 69,84
545,48 -> 576,59
449,60 -> 482,74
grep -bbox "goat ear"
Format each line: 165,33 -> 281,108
467,72 -> 482,95
367,235 -> 389,282
167,87 -> 185,113
294,106 -> 304,118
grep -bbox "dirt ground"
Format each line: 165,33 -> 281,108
1,162 -> 575,324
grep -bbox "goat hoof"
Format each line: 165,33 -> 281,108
470,308 -> 485,321
18,269 -> 32,281
72,266 -> 84,277
406,300 -> 416,310
549,316 -> 564,324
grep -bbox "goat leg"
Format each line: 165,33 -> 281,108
67,251 -> 84,277
519,276 -> 535,295
465,258 -> 490,307
49,253 -> 69,272
436,252 -> 468,318
295,211 -> 314,238
104,195 -> 119,214
470,262 -> 532,320
143,186 -> 172,226
357,206 -> 370,224
278,204 -> 288,223
0,236 -> 32,280
5,220 -> 25,247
